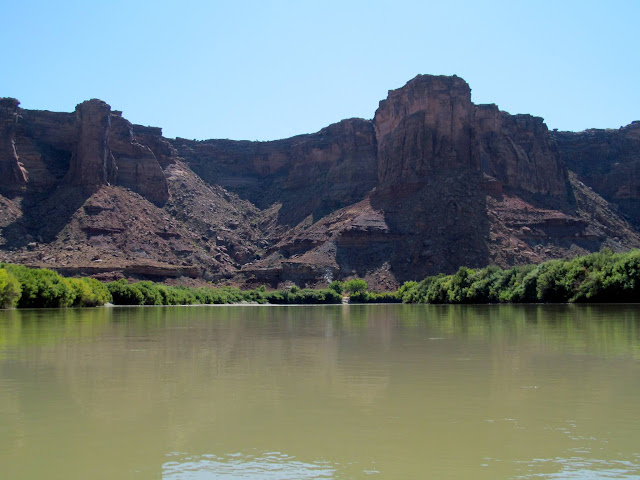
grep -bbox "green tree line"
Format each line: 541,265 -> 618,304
2,249 -> 640,308
0,263 -> 342,308
397,249 -> 640,304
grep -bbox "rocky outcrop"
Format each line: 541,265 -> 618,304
65,100 -> 169,205
2,99 -> 169,205
373,75 -> 571,204
0,98 -> 27,188
66,99 -> 117,186
374,75 -> 476,184
134,125 -> 178,168
554,122 -> 640,224
14,108 -> 75,188
474,105 -> 570,202
108,114 -> 169,205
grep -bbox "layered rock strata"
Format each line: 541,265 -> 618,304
554,122 -> 640,225
1,75 -> 639,288
0,98 -> 169,205
374,75 -> 570,203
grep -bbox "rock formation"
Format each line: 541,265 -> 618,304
0,98 -> 27,188
65,99 -> 117,186
474,105 -> 570,202
554,122 -> 640,225
374,75 -> 571,203
375,75 -> 476,184
173,117 -> 378,228
1,75 -> 639,288
108,113 -> 169,206
0,97 -> 170,205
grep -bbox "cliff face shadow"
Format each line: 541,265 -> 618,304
0,185 -> 94,249
336,169 -> 492,283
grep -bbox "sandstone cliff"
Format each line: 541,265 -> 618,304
172,117 -> 378,229
375,75 -> 477,184
474,105 -> 570,203
554,122 -> 640,225
0,98 -> 169,205
1,75 -> 639,289
0,98 -> 27,188
374,75 -> 570,203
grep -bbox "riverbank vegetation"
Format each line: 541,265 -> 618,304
2,248 -> 640,308
398,248 -> 640,304
0,263 -> 342,308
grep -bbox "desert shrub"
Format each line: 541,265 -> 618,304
241,287 -> 268,304
397,281 -> 417,302
132,281 -> 163,305
422,275 -> 448,304
328,280 -> 344,294
157,285 -> 197,305
535,261 -> 571,302
193,287 -> 234,304
497,265 -> 538,303
7,247 -> 640,308
205,286 -> 244,304
344,278 -> 368,294
0,268 -> 22,308
265,290 -> 287,304
265,288 -> 341,304
399,249 -> 640,304
596,250 -> 640,302
2,264 -> 75,308
442,266 -> 474,303
67,277 -> 112,307
107,280 -> 145,305
349,290 -> 401,303
464,266 -> 504,303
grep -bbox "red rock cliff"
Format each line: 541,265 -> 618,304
3,99 -> 169,205
374,75 -> 571,203
1,75 -> 638,287
0,98 -> 28,188
108,114 -> 169,206
474,104 -> 569,200
173,117 -> 378,227
66,99 -> 117,186
554,121 -> 640,224
374,75 -> 476,184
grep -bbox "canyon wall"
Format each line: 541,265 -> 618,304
554,122 -> 640,225
1,75 -> 638,287
0,98 -> 169,205
172,117 -> 378,227
373,75 -> 570,203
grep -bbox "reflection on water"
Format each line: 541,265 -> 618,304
1,304 -> 640,479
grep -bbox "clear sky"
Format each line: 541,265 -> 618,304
2,0 -> 638,141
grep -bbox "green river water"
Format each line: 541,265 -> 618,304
1,304 -> 640,479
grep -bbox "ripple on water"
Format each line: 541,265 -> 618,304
514,456 -> 640,479
162,451 -> 336,479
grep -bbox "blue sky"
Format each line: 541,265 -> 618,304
2,0 -> 638,141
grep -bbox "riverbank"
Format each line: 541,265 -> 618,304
2,248 -> 640,308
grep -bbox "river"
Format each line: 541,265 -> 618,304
1,304 -> 640,479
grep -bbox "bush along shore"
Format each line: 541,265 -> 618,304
2,248 -> 640,309
398,248 -> 640,304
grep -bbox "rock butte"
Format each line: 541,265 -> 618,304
1,75 -> 639,289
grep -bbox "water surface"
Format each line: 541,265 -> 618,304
1,304 -> 640,479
